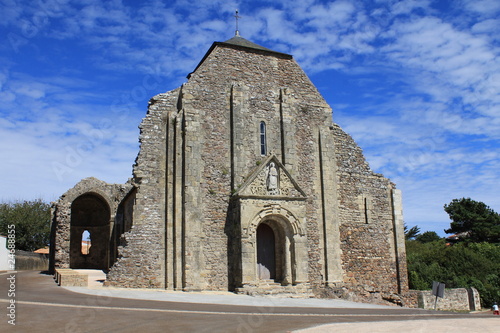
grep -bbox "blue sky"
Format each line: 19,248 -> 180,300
1,0 -> 499,236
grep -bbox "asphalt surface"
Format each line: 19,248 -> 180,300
0,270 -> 497,332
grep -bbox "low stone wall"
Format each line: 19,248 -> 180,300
15,250 -> 49,271
467,287 -> 481,311
410,288 -> 480,312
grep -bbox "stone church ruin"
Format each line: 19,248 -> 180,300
51,33 -> 408,302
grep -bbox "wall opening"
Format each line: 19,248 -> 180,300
260,121 -> 267,156
70,193 -> 110,270
364,197 -> 369,224
81,230 -> 91,255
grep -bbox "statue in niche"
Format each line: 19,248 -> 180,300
266,162 -> 279,195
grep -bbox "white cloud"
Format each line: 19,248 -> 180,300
1,0 -> 499,235
472,18 -> 500,36
461,0 -> 500,17
0,67 -> 142,202
390,0 -> 432,16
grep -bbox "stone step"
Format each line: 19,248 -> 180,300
255,282 -> 282,288
55,269 -> 106,288
235,283 -> 314,298
54,269 -> 88,287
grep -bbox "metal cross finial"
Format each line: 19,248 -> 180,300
234,10 -> 241,36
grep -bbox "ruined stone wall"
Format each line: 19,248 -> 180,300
51,177 -> 133,273
51,201 -> 71,270
106,91 -> 178,288
109,189 -> 136,266
330,123 -> 407,296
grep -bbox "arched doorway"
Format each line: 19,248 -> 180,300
257,223 -> 276,280
70,193 -> 110,269
240,206 -> 308,287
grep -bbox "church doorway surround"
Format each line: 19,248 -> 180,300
239,202 -> 308,287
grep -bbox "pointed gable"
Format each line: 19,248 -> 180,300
235,155 -> 306,199
188,34 -> 292,78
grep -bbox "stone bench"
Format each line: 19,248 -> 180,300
55,268 -> 88,287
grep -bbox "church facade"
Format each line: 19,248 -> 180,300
51,34 -> 408,301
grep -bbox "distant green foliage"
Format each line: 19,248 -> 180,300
407,198 -> 500,307
0,199 -> 51,251
444,198 -> 500,243
415,231 -> 441,243
406,240 -> 500,307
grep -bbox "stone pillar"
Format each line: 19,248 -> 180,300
319,128 -> 343,283
173,110 -> 184,290
181,89 -> 206,291
392,188 -> 408,293
231,83 -> 248,190
53,201 -> 71,270
241,238 -> 256,284
280,88 -> 297,177
293,234 -> 308,284
165,114 -> 175,289
282,236 -> 292,285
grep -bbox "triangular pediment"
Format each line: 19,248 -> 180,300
235,155 -> 306,200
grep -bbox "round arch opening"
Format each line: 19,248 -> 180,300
69,193 -> 111,269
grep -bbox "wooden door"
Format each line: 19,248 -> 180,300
257,223 -> 276,280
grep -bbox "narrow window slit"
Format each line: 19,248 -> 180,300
260,121 -> 267,156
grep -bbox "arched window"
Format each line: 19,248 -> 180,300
81,230 -> 91,255
260,121 -> 267,156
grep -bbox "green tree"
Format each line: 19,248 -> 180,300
404,224 -> 420,240
444,198 -> 500,243
0,199 -> 51,251
416,231 -> 441,243
406,239 -> 500,307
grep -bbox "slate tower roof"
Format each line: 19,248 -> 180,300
223,35 -> 278,53
188,34 -> 292,78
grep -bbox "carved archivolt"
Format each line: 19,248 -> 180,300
245,205 -> 304,238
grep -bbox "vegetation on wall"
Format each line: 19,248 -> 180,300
0,199 -> 51,251
406,198 -> 500,307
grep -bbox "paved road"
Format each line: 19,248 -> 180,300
0,271 -> 496,332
